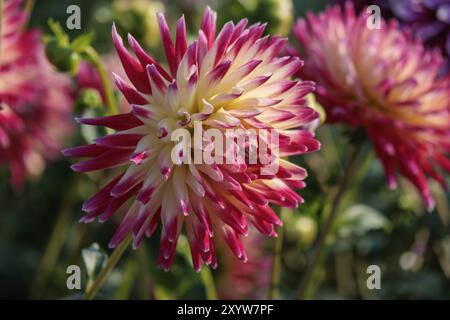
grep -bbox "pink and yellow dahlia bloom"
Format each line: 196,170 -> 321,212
293,4 -> 450,210
65,7 -> 320,270
0,0 -> 73,188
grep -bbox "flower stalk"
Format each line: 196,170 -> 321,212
84,46 -> 118,115
29,188 -> 74,298
297,141 -> 364,299
200,268 -> 218,300
23,0 -> 35,27
269,207 -> 284,299
83,234 -> 132,300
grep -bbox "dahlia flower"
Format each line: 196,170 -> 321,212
64,7 -> 320,270
0,0 -> 73,187
293,4 -> 450,210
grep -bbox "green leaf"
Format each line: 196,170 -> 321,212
71,32 -> 96,53
337,204 -> 390,237
47,19 -> 69,45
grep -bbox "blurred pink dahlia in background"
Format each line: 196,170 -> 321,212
64,7 -> 320,270
217,229 -> 271,299
335,0 -> 450,75
293,3 -> 450,210
0,0 -> 74,188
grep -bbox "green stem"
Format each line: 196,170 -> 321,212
113,259 -> 138,300
24,0 -> 35,26
269,208 -> 285,299
84,46 -> 118,115
29,184 -> 75,299
83,234 -> 132,300
136,243 -> 153,300
297,142 -> 364,299
200,268 -> 218,300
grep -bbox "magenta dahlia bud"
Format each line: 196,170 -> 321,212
293,4 -> 450,210
0,0 -> 74,188
64,7 -> 320,271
